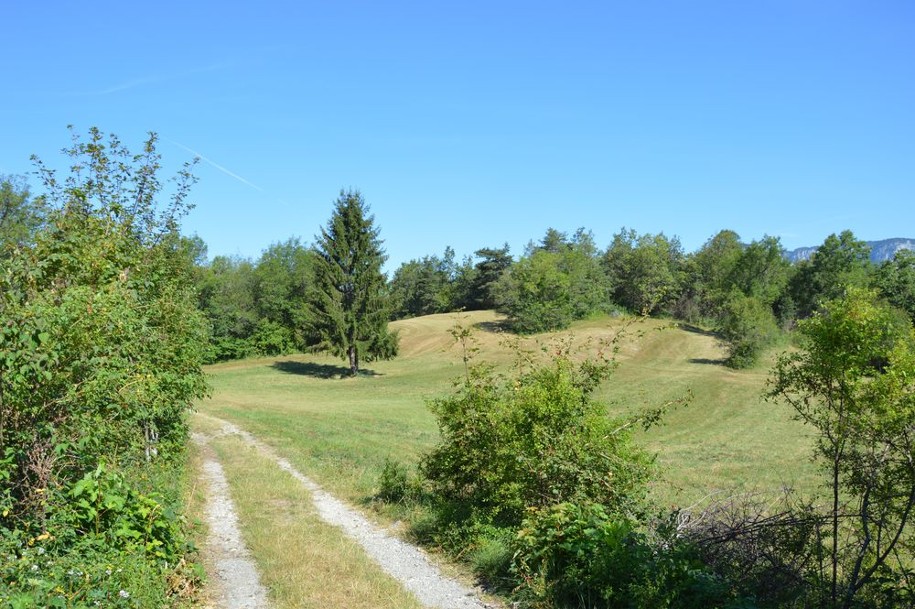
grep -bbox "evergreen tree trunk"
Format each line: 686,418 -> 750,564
348,345 -> 358,376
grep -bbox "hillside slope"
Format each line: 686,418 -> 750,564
201,311 -> 815,511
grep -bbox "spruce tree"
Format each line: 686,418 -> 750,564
310,189 -> 397,375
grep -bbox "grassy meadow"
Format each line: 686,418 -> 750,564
194,310 -> 818,512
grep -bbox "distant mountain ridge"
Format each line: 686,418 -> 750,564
786,238 -> 915,263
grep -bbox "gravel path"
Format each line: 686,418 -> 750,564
193,433 -> 272,609
199,415 -> 492,609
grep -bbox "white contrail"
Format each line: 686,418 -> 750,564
93,76 -> 160,95
70,64 -> 229,97
165,138 -> 264,192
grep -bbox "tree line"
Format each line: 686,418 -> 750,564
10,154 -> 912,375
185,211 -> 914,369
12,168 -> 905,376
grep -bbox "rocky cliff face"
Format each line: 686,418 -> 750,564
786,238 -> 914,263
867,238 -> 915,262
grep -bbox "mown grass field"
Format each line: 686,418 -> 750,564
194,310 -> 818,512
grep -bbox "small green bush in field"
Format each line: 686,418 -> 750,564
389,324 -> 771,607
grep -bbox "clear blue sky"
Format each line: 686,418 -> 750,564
3,1 -> 913,271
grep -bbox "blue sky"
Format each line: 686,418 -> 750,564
3,1 -> 913,271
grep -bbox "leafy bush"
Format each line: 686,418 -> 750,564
0,128 -> 207,607
2,539 -> 169,608
513,502 -> 743,609
420,341 -> 653,537
0,460 -> 201,609
252,318 -> 297,355
64,465 -> 185,561
207,335 -> 256,363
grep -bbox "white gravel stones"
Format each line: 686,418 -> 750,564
194,433 -> 272,609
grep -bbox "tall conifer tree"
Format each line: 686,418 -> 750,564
309,189 -> 396,375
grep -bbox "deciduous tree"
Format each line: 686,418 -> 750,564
788,230 -> 872,319
728,235 -> 791,306
688,229 -> 743,318
873,249 -> 915,322
197,255 -> 259,360
252,238 -> 316,353
496,229 -> 610,333
768,287 -> 915,607
389,247 -> 457,319
603,228 -> 684,315
0,174 -> 45,251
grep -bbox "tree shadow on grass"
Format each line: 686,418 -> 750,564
678,323 -> 720,338
689,357 -> 728,366
473,319 -> 513,334
271,360 -> 381,379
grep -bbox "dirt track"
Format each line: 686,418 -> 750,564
193,415 -> 492,609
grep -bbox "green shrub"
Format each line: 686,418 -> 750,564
0,460 -> 201,609
377,459 -> 410,503
0,529 -> 199,609
0,128 -> 208,607
404,328 -> 778,607
252,319 -> 297,355
207,336 -> 255,363
513,502 -> 742,609
64,465 -> 185,562
421,344 -> 653,537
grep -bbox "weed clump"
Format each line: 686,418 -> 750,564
377,459 -> 410,503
